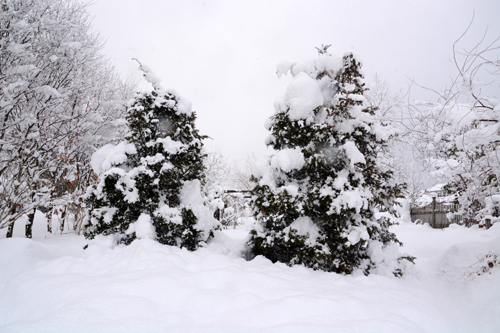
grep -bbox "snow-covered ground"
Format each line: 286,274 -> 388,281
1,212 -> 499,333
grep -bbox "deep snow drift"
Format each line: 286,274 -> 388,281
1,213 -> 499,333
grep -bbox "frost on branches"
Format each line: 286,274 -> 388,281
84,64 -> 218,249
0,0 -> 131,234
249,46 -> 413,275
406,27 -> 500,220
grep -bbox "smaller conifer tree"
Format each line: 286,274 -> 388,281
84,63 -> 217,249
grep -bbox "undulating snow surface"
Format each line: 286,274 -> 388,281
1,213 -> 499,333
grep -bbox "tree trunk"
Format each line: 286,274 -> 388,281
60,206 -> 67,234
6,205 -> 17,238
25,208 -> 36,238
6,220 -> 15,238
46,207 -> 52,233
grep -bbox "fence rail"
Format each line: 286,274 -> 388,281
410,197 -> 462,229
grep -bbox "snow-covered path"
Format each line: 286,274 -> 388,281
1,216 -> 499,332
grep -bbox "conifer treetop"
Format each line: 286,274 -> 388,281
132,58 -> 193,116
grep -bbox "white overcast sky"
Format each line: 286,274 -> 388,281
88,0 -> 500,162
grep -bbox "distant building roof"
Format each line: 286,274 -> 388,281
426,183 -> 447,193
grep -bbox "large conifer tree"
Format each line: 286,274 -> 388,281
249,47 -> 412,275
84,64 -> 216,249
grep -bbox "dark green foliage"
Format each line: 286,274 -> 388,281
84,173 -> 138,245
153,208 -> 200,251
249,52 -> 410,275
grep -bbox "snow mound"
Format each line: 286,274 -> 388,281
284,72 -> 323,119
126,213 -> 156,240
181,179 -> 219,236
0,236 -> 448,333
437,234 -> 500,281
274,52 -> 343,120
1,215 -> 500,332
285,216 -> 320,246
270,147 -> 305,172
91,142 -> 137,174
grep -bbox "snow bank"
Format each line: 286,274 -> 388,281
0,236 -> 445,333
1,215 -> 500,332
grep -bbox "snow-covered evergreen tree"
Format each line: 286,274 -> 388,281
84,63 -> 217,249
249,46 -> 412,275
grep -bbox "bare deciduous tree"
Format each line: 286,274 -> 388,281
404,19 -> 500,215
0,0 -> 133,236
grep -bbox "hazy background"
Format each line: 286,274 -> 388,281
88,0 -> 500,162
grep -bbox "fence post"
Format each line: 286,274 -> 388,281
431,196 -> 436,228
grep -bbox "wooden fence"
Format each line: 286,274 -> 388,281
410,197 -> 463,229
